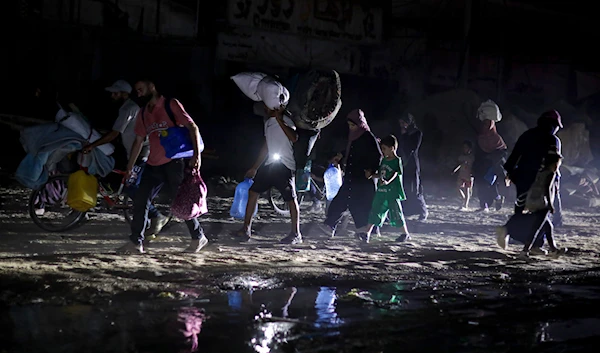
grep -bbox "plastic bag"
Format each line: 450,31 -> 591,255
525,170 -> 556,212
160,126 -> 202,159
67,170 -> 98,212
171,169 -> 208,220
55,108 -> 115,155
256,76 -> 290,110
231,72 -> 267,101
231,72 -> 290,110
477,99 -> 502,123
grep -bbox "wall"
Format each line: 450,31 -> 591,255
41,0 -> 197,37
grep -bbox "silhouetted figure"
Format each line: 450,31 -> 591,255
504,110 -> 564,226
472,119 -> 507,212
397,114 -> 428,220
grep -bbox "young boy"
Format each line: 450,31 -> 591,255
453,140 -> 475,210
238,83 -> 302,244
363,135 -> 409,243
496,150 -> 567,258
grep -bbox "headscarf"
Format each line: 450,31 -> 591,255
344,109 -> 371,166
477,119 -> 507,153
538,109 -> 563,129
401,113 -> 418,135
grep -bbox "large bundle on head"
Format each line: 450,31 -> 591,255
231,70 -> 342,131
477,99 -> 502,122
231,72 -> 290,111
287,69 -> 342,131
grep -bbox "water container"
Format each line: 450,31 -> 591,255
324,164 -> 343,200
295,160 -> 312,192
230,178 -> 257,219
66,170 -> 98,212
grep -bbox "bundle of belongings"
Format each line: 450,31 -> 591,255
15,105 -> 115,189
477,99 -> 502,123
231,69 -> 342,169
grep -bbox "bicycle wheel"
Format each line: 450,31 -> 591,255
268,187 -> 306,216
122,194 -> 173,228
28,175 -> 87,232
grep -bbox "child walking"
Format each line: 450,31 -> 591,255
453,140 -> 475,210
363,135 -> 409,243
496,150 -> 567,258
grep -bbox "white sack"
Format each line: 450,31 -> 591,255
231,72 -> 266,101
55,108 -> 115,156
256,76 -> 290,110
477,99 -> 502,122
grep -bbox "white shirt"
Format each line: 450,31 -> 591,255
112,99 -> 149,159
264,116 -> 296,171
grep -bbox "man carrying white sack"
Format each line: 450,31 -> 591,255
237,77 -> 302,244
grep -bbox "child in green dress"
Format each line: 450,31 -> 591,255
363,135 -> 409,243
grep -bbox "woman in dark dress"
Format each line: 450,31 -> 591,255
397,114 -> 428,220
320,109 -> 382,237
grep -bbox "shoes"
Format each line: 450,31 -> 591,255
529,248 -> 548,256
418,210 -> 428,221
495,196 -> 505,211
318,223 -> 336,238
116,241 -> 144,254
548,247 -> 568,258
280,232 -> 303,244
395,234 -> 411,242
496,226 -> 509,250
148,213 -> 169,236
356,232 -> 370,243
184,236 -> 209,253
234,228 -> 252,242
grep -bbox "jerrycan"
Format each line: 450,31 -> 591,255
324,164 -> 343,200
67,170 -> 98,212
230,178 -> 258,219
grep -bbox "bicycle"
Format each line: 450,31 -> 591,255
28,169 -> 173,232
268,175 -> 327,216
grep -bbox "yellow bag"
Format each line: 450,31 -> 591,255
67,170 -> 98,212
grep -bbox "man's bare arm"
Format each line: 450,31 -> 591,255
275,117 -> 298,143
126,136 -> 145,172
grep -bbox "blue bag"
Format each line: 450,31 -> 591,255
142,98 -> 203,159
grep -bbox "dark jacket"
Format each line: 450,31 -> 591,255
344,131 -> 382,183
398,129 -> 422,174
504,126 -> 562,183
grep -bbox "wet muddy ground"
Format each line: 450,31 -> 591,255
1,184 -> 599,352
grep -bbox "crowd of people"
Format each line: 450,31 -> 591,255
80,77 -> 566,258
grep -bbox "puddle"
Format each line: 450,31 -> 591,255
1,282 -> 600,352
539,318 -> 600,342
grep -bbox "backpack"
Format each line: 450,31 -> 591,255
140,97 -> 177,126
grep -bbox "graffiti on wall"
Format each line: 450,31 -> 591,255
217,27 -> 397,78
228,0 -> 382,44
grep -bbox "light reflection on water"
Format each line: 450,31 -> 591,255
314,287 -> 342,328
3,282 -> 598,353
247,287 -> 344,352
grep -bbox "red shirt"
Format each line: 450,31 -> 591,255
134,96 -> 195,166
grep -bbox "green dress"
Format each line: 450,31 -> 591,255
368,156 -> 407,227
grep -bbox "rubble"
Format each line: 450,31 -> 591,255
557,123 -> 594,166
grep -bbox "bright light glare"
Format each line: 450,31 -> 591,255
272,153 -> 281,161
